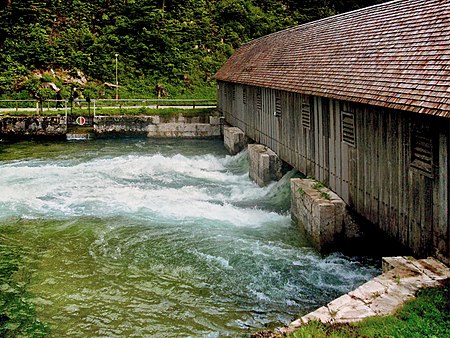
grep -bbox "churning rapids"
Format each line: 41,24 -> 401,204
0,138 -> 379,337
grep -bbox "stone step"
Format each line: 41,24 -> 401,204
279,256 -> 450,334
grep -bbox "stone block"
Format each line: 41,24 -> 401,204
209,116 -> 221,125
248,144 -> 283,187
151,116 -> 160,124
223,126 -> 247,155
331,299 -> 375,323
291,178 -> 347,251
348,279 -> 387,304
300,306 -> 332,324
413,257 -> 450,280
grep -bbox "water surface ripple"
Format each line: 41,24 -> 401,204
0,138 -> 379,337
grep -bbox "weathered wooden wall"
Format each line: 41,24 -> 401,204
218,81 -> 449,263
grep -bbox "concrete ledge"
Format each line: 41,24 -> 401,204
248,144 -> 284,187
147,123 -> 220,138
223,126 -> 247,155
95,115 -> 221,137
279,256 -> 450,335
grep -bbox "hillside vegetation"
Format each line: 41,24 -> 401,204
0,0 -> 385,101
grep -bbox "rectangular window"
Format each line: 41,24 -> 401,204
256,88 -> 262,112
341,111 -> 356,147
243,87 -> 247,105
411,123 -> 433,177
301,95 -> 311,129
274,91 -> 281,118
231,86 -> 236,101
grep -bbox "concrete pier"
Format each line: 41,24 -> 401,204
291,178 -> 350,251
248,144 -> 284,187
223,126 -> 247,155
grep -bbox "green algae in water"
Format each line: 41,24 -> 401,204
0,138 -> 380,337
0,242 -> 50,337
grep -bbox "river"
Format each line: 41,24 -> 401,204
0,137 -> 379,337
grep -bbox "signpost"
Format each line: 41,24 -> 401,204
76,116 -> 86,126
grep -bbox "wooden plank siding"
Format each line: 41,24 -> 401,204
218,81 -> 449,261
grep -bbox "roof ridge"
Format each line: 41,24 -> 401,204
241,0 -> 409,47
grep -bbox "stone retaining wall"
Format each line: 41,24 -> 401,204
0,115 -> 222,139
0,116 -> 67,137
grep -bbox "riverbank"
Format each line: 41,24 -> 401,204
251,256 -> 449,337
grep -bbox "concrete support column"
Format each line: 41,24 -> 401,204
291,178 -> 347,251
248,144 -> 284,187
223,126 -> 247,155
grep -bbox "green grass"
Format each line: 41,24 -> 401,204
289,281 -> 450,338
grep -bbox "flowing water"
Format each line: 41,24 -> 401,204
0,138 -> 379,337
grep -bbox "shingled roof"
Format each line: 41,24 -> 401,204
215,0 -> 450,117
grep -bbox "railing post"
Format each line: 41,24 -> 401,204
65,100 -> 68,128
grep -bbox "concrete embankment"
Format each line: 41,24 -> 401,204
95,115 -> 221,137
278,256 -> 449,335
0,114 -> 222,139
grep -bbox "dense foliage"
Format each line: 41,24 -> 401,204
0,0 -> 386,99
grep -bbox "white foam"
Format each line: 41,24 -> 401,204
0,152 -> 287,228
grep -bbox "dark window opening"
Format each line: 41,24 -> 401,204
411,123 -> 434,177
256,88 -> 262,112
301,95 -> 311,129
275,92 -> 281,118
341,111 -> 356,147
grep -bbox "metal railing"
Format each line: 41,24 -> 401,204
0,98 -> 216,113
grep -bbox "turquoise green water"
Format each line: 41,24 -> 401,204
0,138 -> 379,337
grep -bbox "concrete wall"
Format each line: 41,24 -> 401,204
0,116 -> 67,137
95,115 -> 221,138
0,115 -> 222,139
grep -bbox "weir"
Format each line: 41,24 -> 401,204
0,114 -> 223,139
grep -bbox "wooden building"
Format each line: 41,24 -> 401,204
215,0 -> 450,263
